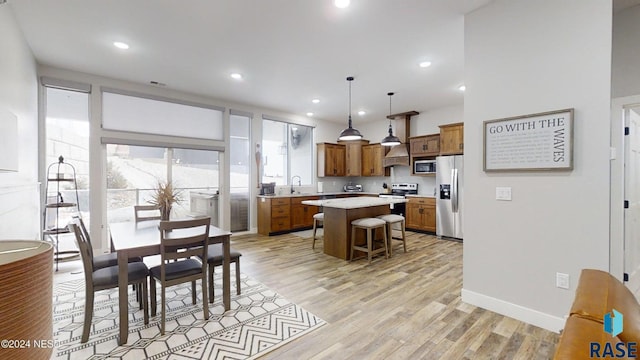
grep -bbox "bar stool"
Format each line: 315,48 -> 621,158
377,214 -> 407,256
312,212 -> 324,249
350,218 -> 388,264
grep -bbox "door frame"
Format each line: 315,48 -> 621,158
611,94 -> 640,281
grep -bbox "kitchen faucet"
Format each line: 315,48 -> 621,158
291,175 -> 301,194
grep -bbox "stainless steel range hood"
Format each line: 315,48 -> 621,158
383,111 -> 418,167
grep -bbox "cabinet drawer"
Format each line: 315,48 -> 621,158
271,198 -> 290,206
271,204 -> 290,217
271,218 -> 291,231
408,197 -> 435,205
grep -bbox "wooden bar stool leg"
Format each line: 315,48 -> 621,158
350,225 -> 356,262
383,223 -> 389,259
401,220 -> 407,253
367,228 -> 372,264
387,222 -> 393,257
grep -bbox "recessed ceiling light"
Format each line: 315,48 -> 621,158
230,73 -> 243,80
312,98 -> 320,104
334,0 -> 350,8
306,112 -> 314,117
458,85 -> 466,91
113,41 -> 130,50
419,61 -> 432,68
358,110 -> 366,116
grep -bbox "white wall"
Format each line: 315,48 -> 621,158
0,6 -> 39,240
612,5 -> 640,98
411,105 -> 464,137
462,0 -> 612,332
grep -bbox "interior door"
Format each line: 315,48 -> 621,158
624,105 -> 640,294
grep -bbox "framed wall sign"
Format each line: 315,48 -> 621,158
483,108 -> 573,171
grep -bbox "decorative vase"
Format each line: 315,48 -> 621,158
160,205 -> 171,221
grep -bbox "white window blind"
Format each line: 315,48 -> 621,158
102,90 -> 224,140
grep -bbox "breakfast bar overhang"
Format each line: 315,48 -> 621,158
302,197 -> 407,260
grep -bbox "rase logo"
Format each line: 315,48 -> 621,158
590,309 -> 637,358
604,309 -> 624,337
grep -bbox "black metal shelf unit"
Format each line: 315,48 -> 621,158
43,155 -> 81,271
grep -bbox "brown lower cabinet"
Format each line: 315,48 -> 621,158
258,194 -> 369,236
290,196 -> 320,229
258,196 -> 321,235
405,196 -> 436,233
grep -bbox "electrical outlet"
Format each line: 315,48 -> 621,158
556,273 -> 570,289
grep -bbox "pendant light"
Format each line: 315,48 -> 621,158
338,76 -> 363,141
381,92 -> 401,146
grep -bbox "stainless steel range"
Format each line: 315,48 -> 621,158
378,183 -> 418,216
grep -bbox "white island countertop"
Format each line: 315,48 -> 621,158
302,196 -> 406,209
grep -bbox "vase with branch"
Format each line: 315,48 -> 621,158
149,181 -> 181,221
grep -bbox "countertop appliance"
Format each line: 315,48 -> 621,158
436,155 -> 463,240
343,183 -> 363,192
414,159 -> 436,174
260,182 -> 275,196
379,183 -> 418,216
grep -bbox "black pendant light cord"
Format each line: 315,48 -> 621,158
347,76 -> 354,127
388,92 -> 394,134
381,91 -> 401,145
338,76 -> 362,140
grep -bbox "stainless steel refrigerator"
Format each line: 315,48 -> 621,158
436,155 -> 463,240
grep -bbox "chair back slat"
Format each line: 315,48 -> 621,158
71,215 -> 94,259
69,222 -> 94,286
159,218 -> 210,265
134,205 -> 162,223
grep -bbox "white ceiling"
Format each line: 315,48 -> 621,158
9,0 -> 493,124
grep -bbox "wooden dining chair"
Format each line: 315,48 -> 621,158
134,204 -> 161,223
149,217 -> 211,335
69,221 -> 150,343
198,244 -> 242,302
74,215 -> 142,269
74,215 -> 147,308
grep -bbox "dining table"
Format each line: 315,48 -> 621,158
109,219 -> 232,345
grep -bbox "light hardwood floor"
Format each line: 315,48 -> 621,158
230,230 -> 559,360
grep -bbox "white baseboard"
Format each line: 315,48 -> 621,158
461,288 -> 565,333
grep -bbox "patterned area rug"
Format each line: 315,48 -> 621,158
52,273 -> 325,359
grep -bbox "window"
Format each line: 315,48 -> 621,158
106,144 -> 220,225
45,87 -> 90,225
261,118 -> 313,185
229,112 -> 251,232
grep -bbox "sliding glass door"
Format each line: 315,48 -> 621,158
106,144 -> 220,225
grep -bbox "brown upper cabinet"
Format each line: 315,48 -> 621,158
338,140 -> 369,177
317,143 -> 346,177
361,143 -> 390,177
439,123 -> 464,155
409,134 -> 440,157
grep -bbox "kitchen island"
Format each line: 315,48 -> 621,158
302,197 -> 407,260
